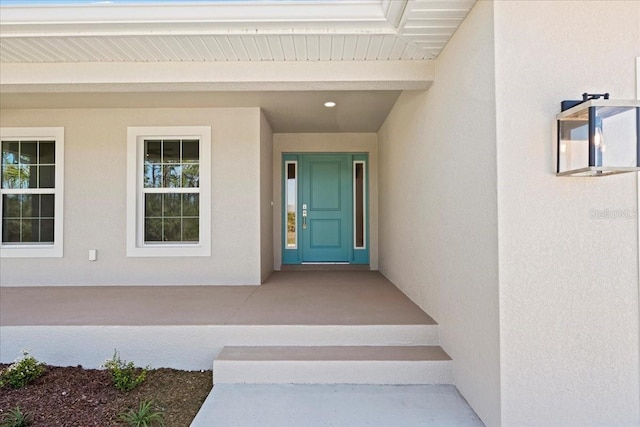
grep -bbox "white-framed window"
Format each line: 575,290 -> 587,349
126,126 -> 211,257
0,127 -> 64,258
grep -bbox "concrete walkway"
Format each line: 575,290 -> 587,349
190,384 -> 484,427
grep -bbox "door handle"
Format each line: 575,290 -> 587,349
302,208 -> 307,229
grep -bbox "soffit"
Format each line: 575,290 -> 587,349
0,0 -> 476,63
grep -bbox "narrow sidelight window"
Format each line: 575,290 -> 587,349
354,161 -> 366,249
286,161 -> 297,248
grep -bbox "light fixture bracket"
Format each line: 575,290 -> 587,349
561,93 -> 610,112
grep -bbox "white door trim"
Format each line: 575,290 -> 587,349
636,56 -> 639,409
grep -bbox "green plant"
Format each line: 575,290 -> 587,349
103,350 -> 148,392
1,406 -> 32,427
0,352 -> 45,389
119,400 -> 164,427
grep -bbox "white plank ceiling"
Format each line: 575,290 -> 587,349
0,0 -> 477,63
0,35 -> 431,63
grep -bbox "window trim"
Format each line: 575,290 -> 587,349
0,127 -> 64,258
126,126 -> 211,257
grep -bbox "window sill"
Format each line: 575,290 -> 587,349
126,244 -> 210,258
0,244 -> 63,258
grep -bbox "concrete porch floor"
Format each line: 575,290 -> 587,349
0,271 -> 435,326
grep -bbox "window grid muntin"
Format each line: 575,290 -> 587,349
1,139 -> 57,244
141,138 -> 201,245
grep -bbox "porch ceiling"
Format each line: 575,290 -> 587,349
0,90 -> 402,133
0,0 -> 476,132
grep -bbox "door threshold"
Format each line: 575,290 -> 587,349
280,264 -> 370,271
301,262 -> 349,265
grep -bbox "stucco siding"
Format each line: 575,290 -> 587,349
377,2 -> 500,426
260,110 -> 274,282
494,1 -> 640,425
0,107 -> 264,286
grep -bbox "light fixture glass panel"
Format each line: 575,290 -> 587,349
596,107 -> 637,168
558,119 -> 588,174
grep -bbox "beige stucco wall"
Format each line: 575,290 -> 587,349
495,1 -> 640,425
0,107 -> 266,286
260,111 -> 274,282
377,2 -> 500,426
272,133 -> 378,270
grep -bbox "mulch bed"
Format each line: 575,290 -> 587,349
0,364 -> 212,426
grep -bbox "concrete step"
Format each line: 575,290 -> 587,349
213,345 -> 453,385
0,323 -> 439,370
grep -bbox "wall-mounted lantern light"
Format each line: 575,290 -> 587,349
557,93 -> 640,176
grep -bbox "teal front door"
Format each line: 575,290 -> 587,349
300,154 -> 351,262
283,153 -> 369,264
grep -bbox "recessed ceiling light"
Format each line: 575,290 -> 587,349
324,101 -> 336,108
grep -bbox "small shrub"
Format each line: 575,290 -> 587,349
1,406 -> 32,427
119,400 -> 164,427
0,352 -> 45,389
103,350 -> 148,392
